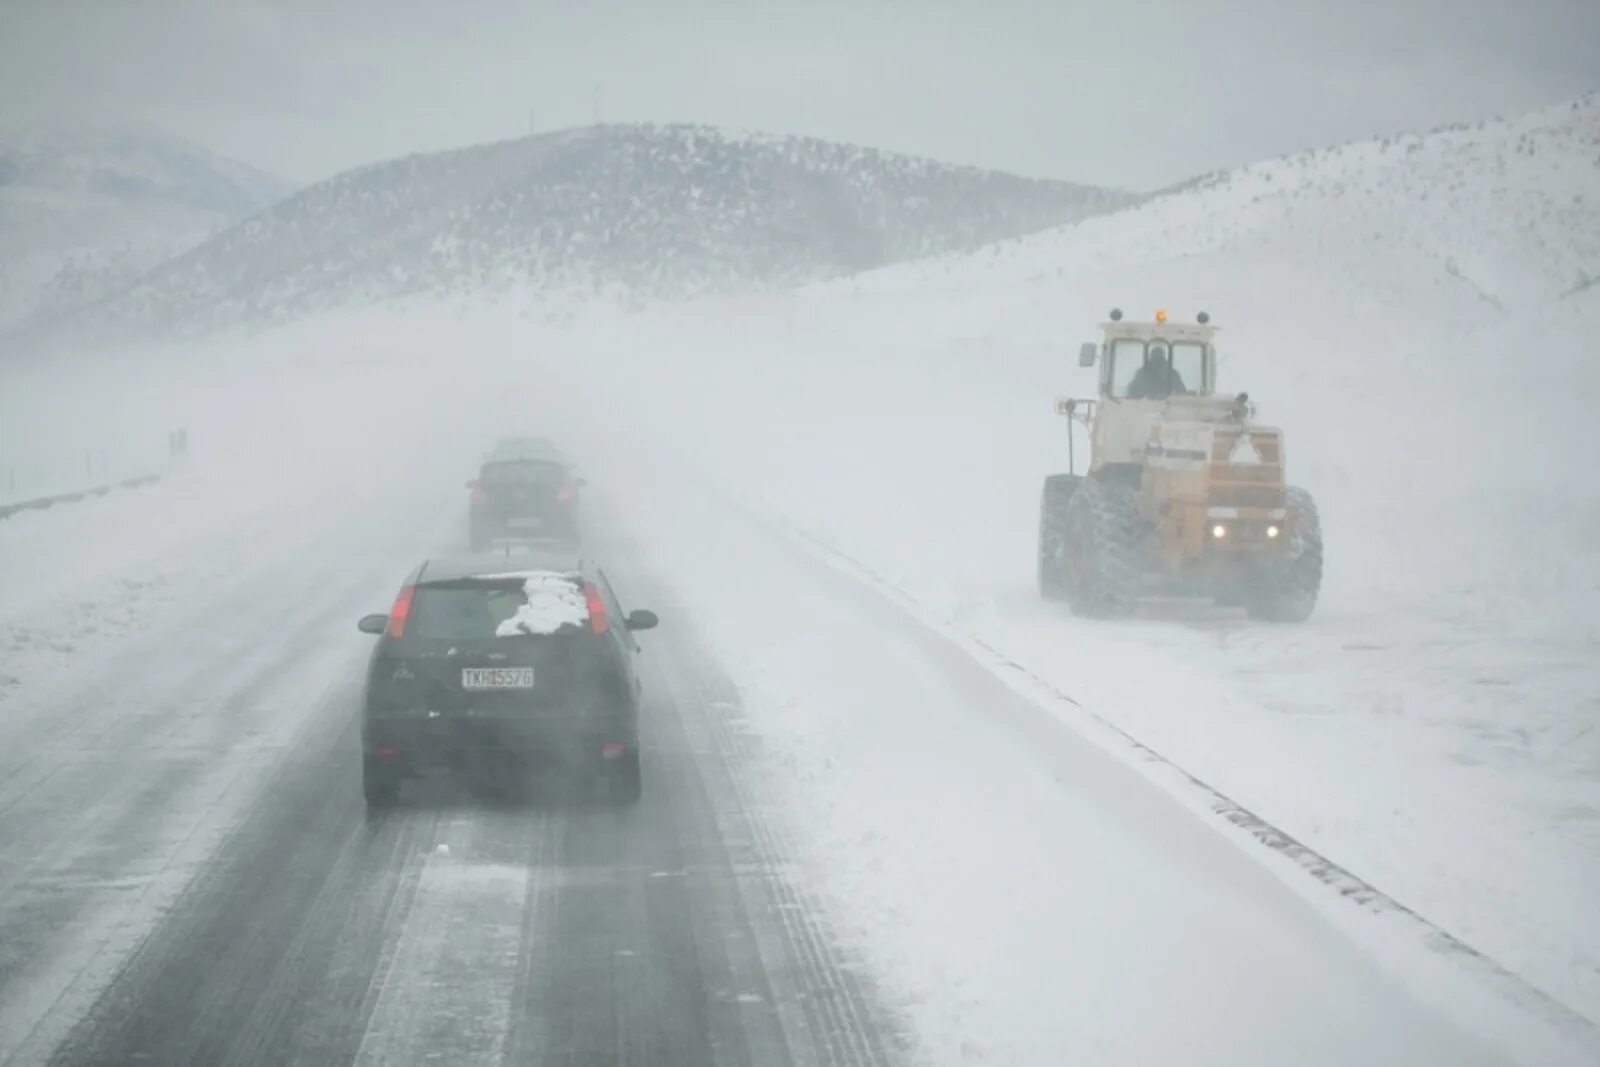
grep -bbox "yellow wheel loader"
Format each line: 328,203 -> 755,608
1037,309 -> 1323,621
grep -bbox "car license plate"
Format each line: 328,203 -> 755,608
507,516 -> 544,529
461,667 -> 535,690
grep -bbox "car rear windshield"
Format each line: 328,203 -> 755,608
480,460 -> 567,485
406,577 -> 588,640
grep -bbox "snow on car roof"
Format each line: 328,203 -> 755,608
422,551 -> 583,582
486,437 -> 565,462
492,571 -> 590,636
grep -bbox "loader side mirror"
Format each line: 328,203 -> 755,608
1078,342 -> 1098,367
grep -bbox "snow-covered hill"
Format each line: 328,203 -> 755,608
21,123 -> 1132,340
0,119 -> 294,329
858,90 -> 1598,311
802,91 -> 1600,509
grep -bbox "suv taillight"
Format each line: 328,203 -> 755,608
583,582 -> 609,634
387,584 -> 416,638
556,484 -> 576,504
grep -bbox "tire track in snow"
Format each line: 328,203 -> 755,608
217,800 -> 439,1066
0,503 -> 458,1065
9,680 -> 358,1067
0,566 -> 374,911
350,811 -> 551,1067
629,562 -> 906,1067
0,598 -> 382,1066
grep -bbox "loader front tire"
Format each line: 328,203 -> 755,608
1037,474 -> 1082,601
1062,478 -> 1141,618
1247,486 -> 1323,623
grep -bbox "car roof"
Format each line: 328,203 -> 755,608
419,550 -> 586,584
485,437 -> 566,463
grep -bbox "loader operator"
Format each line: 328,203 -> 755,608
1127,346 -> 1188,399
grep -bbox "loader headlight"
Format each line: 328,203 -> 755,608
1211,524 -> 1228,539
1266,524 -> 1281,539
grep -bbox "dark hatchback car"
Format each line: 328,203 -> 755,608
356,552 -> 658,807
468,439 -> 584,551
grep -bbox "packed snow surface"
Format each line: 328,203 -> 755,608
494,573 -> 589,636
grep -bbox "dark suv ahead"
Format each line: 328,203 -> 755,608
468,439 -> 584,551
356,552 -> 658,807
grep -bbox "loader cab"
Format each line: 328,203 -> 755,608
1108,338 -> 1209,399
1080,310 -> 1218,401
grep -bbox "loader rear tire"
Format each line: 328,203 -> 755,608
1037,474 -> 1082,601
1062,478 -> 1141,618
1247,486 -> 1323,623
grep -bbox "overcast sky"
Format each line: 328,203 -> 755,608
3,0 -> 1596,191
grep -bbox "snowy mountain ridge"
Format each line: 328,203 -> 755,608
801,91 -> 1600,508
842,92 -> 1599,313
0,118 -> 294,330
14,123 -> 1134,342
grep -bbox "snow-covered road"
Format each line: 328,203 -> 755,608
0,484 -> 903,1067
599,474 -> 1595,1067
1,452 -> 1589,1065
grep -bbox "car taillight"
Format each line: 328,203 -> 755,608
583,582 -> 609,634
471,487 -> 489,504
387,584 -> 416,638
556,484 -> 576,504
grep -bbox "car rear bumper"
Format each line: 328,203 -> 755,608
468,508 -> 578,532
363,709 -> 632,775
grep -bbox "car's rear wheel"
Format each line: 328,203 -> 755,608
604,750 -> 642,807
363,758 -> 400,808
